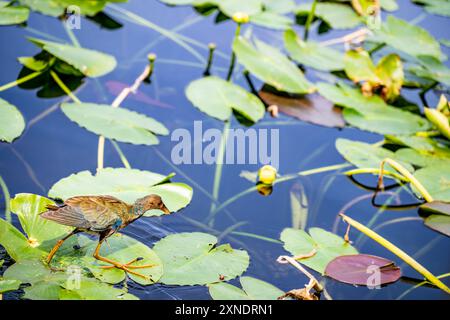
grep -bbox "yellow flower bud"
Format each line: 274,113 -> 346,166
258,165 -> 277,185
232,12 -> 250,24
424,107 -> 450,140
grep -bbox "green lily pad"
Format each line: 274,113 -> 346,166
249,11 -> 292,30
233,36 -> 314,94
18,0 -> 122,17
296,2 -> 362,30
28,37 -> 117,77
412,0 -> 450,17
3,260 -> 51,284
376,54 -> 404,101
61,103 -> 168,146
186,76 -> 265,122
262,0 -> 295,14
59,277 -> 139,300
372,15 -> 444,60
424,214 -> 450,237
284,29 -> 344,72
209,276 -> 284,300
10,193 -> 73,249
0,3 -> 29,25
0,279 -> 21,293
0,98 -> 25,143
280,227 -> 358,274
414,166 -> 450,202
395,148 -> 450,168
18,0 -> 64,16
48,167 -> 193,212
153,232 -> 250,285
344,50 -> 379,83
17,56 -> 49,71
218,0 -> 263,16
409,56 -> 450,87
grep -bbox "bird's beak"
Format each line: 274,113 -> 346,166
161,204 -> 171,215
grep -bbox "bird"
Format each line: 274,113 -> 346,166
41,194 -> 170,280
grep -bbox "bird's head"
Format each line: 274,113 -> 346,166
134,194 -> 171,216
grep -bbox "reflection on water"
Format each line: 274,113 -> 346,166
0,0 -> 449,300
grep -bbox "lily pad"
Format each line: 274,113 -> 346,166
186,76 -> 265,122
0,3 -> 29,25
48,168 -> 193,213
325,254 -> 401,286
414,166 -> 450,202
296,2 -> 362,30
409,56 -> 450,87
249,11 -> 292,30
280,228 -> 358,274
395,148 -> 450,168
3,260 -> 51,284
344,50 -> 379,83
412,0 -> 450,17
28,37 -> 117,77
232,36 -> 314,94
10,193 -> 73,250
209,276 -> 284,300
259,91 -> 345,128
424,215 -> 450,237
153,232 -> 250,285
0,279 -> 21,293
61,103 -> 168,146
218,0 -> 263,16
284,29 -> 344,72
372,15 -> 444,60
0,98 -> 25,143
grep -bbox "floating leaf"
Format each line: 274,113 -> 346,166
376,54 -> 404,101
186,76 -> 265,122
372,15 -> 444,60
61,103 -> 168,146
344,50 -> 379,83
209,276 -> 284,300
259,91 -> 345,128
412,0 -> 450,17
420,201 -> 450,216
233,36 -> 314,94
218,0 -> 263,17
48,168 -> 193,213
409,56 -> 450,87
296,3 -> 362,30
284,29 -> 344,72
18,0 -> 121,17
59,277 -> 139,300
395,148 -> 450,168
10,193 -> 73,250
28,38 -> 117,77
0,4 -> 29,25
17,56 -> 49,71
336,138 -> 413,172
424,215 -> 450,237
0,98 -> 25,143
0,279 -> 21,293
262,0 -> 295,14
325,254 -> 401,286
414,166 -> 450,202
280,228 -> 358,274
3,260 -> 50,284
153,232 -> 249,285
249,11 -> 292,30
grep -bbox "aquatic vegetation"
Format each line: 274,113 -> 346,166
0,0 -> 449,301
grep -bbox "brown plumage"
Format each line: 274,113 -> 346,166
41,194 -> 170,280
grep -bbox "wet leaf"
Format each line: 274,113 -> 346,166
325,254 -> 401,286
372,15 -> 444,60
0,3 -> 29,25
48,168 -> 193,213
209,276 -> 284,300
186,76 -> 265,122
280,228 -> 358,274
10,193 -> 73,252
153,232 -> 249,285
0,98 -> 25,143
61,102 -> 168,146
28,38 -> 117,77
414,166 -> 450,202
233,36 -> 314,94
296,2 -> 362,30
284,29 -> 344,72
0,279 -> 21,293
259,91 -> 345,128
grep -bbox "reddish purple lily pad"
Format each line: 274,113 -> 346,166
325,254 -> 401,286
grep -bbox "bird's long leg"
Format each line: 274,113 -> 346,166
100,257 -> 155,270
93,236 -> 154,281
46,229 -> 80,269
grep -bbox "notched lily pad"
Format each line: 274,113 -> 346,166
0,97 -> 25,143
209,276 -> 284,300
325,254 -> 401,286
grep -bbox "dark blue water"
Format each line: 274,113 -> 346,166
0,0 -> 449,300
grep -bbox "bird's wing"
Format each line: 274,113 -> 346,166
41,196 -> 128,232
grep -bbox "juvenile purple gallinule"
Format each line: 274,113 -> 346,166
41,194 -> 170,280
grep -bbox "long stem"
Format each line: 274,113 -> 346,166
304,0 -> 318,41
49,71 -> 81,103
340,213 -> 450,294
0,175 -> 11,223
109,140 -> 131,169
206,163 -> 350,223
0,71 -> 42,92
226,23 -> 242,81
345,168 -> 409,182
379,158 -> 433,202
97,62 -> 154,171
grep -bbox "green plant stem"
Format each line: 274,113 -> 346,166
49,71 -> 81,103
206,163 -> 350,224
204,43 -> 216,76
230,231 -> 282,244
208,120 -> 231,227
303,0 -> 318,41
340,213 -> 450,294
63,21 -> 80,47
344,168 -> 409,182
379,158 -> 433,202
226,23 -> 241,81
397,273 -> 450,300
0,175 -> 11,223
419,81 -> 438,107
0,71 -> 42,92
109,140 -> 131,169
